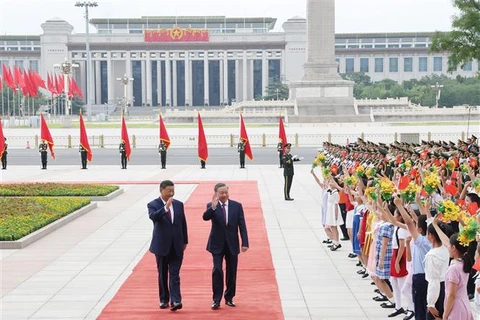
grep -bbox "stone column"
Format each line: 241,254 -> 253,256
262,50 -> 269,96
303,0 -> 340,80
204,52 -> 209,106
223,51 -> 228,105
157,60 -> 162,106
235,59 -> 241,102
172,60 -> 177,106
125,53 -> 133,106
242,51 -> 248,101
95,60 -> 101,104
146,55 -> 152,106
107,54 -> 114,104
165,53 -> 172,106
141,60 -> 146,105
184,52 -> 191,106
219,59 -> 224,105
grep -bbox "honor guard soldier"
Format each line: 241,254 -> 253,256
237,140 -> 246,168
39,140 -> 48,169
79,145 -> 88,169
119,141 -> 127,169
1,137 -> 7,170
277,139 -> 284,168
200,159 -> 206,169
158,141 -> 167,169
282,143 -> 303,201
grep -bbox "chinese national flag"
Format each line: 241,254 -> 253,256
159,113 -> 170,149
444,183 -> 458,196
2,64 -> 15,90
278,115 -> 287,152
467,203 -> 479,215
239,114 -> 253,160
121,114 -> 131,161
0,118 -> 5,159
47,73 -> 57,95
40,113 -> 55,159
398,176 -> 411,190
32,71 -> 46,89
197,112 -> 208,162
79,113 -> 92,162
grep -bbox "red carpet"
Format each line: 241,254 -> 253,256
98,181 -> 284,320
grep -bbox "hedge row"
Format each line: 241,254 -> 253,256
0,183 -> 119,197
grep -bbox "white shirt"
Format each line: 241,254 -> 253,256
392,227 -> 408,250
162,198 -> 174,223
425,245 -> 449,307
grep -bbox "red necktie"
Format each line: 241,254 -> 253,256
221,203 -> 227,225
167,209 -> 172,223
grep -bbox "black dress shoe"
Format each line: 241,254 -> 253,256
380,302 -> 396,309
225,300 -> 236,307
356,261 -> 362,267
322,239 -> 332,244
340,237 -> 350,241
388,308 -> 405,317
285,198 -> 294,201
357,269 -> 366,275
348,253 -> 357,258
373,295 -> 388,302
211,301 -> 220,309
361,273 -> 369,278
159,302 -> 168,309
403,310 -> 415,320
170,302 -> 182,311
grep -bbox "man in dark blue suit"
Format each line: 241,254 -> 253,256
148,180 -> 188,312
203,182 -> 249,310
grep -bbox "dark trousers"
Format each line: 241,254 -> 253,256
120,153 -> 127,169
212,243 -> 238,303
41,152 -> 47,169
278,152 -> 283,167
201,160 -> 206,169
155,246 -> 183,304
412,273 -> 428,320
239,152 -> 245,168
160,151 -> 166,168
427,281 -> 445,320
284,175 -> 293,199
1,154 -> 6,169
338,203 -> 349,239
80,152 -> 87,169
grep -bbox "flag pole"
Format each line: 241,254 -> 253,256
1,82 -> 4,117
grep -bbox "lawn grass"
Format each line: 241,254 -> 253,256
0,183 -> 119,197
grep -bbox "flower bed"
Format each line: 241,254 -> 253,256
0,197 -> 91,241
0,183 -> 119,197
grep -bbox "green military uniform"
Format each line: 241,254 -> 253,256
119,142 -> 127,169
238,141 -> 246,168
158,141 -> 167,169
277,142 -> 283,168
79,145 -> 88,169
39,141 -> 48,169
282,143 -> 301,201
1,138 -> 7,170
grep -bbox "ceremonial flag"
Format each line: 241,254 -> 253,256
47,73 -> 56,94
278,115 -> 287,152
40,113 -> 55,159
32,71 -> 46,89
0,118 -> 5,160
79,113 -> 92,162
159,113 -> 170,149
121,113 -> 131,161
239,114 -> 253,160
398,176 -> 411,190
197,112 -> 208,162
2,64 -> 15,90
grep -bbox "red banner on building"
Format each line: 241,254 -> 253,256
144,27 -> 209,42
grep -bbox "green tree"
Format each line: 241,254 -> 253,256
258,76 -> 289,101
341,72 -> 371,85
430,0 -> 480,72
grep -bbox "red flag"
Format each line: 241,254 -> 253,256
444,183 -> 458,196
71,77 -> 83,98
47,73 -> 56,95
0,118 -> 5,160
121,114 -> 131,161
13,66 -> 25,89
159,113 -> 170,149
278,115 -> 287,152
79,113 -> 92,162
197,112 -> 208,162
56,74 -> 64,94
467,202 -> 479,215
2,64 -> 15,89
40,113 -> 55,159
398,176 -> 411,190
0,75 -> 2,92
32,71 -> 46,89
239,114 -> 253,160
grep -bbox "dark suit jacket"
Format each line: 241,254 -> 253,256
203,199 -> 249,255
148,197 -> 188,257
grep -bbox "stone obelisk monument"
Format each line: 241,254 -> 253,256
289,0 -> 365,122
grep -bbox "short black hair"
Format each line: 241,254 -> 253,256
160,180 -> 174,190
214,182 -> 227,192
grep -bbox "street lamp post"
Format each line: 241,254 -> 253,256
75,1 -> 98,122
117,74 -> 134,114
430,82 -> 444,108
54,59 -> 80,119
275,88 -> 280,101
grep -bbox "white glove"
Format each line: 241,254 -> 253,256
299,157 -> 304,161
293,155 -> 298,159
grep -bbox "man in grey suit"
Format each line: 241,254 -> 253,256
148,180 -> 188,311
203,182 -> 249,310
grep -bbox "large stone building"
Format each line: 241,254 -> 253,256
0,15 -> 478,108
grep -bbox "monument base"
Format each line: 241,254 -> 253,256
288,79 -> 370,123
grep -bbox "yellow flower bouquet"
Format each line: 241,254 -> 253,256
312,153 -> 326,169
322,167 -> 332,178
401,160 -> 412,170
379,177 -> 397,201
400,181 -> 421,202
365,187 -> 378,201
458,215 -> 479,247
365,167 -> 377,178
423,171 -> 440,195
356,165 -> 365,178
445,159 -> 456,172
345,175 -> 358,186
437,199 -> 461,222
474,178 -> 480,194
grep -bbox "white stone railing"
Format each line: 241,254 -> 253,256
372,106 -> 479,115
355,97 -> 410,106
